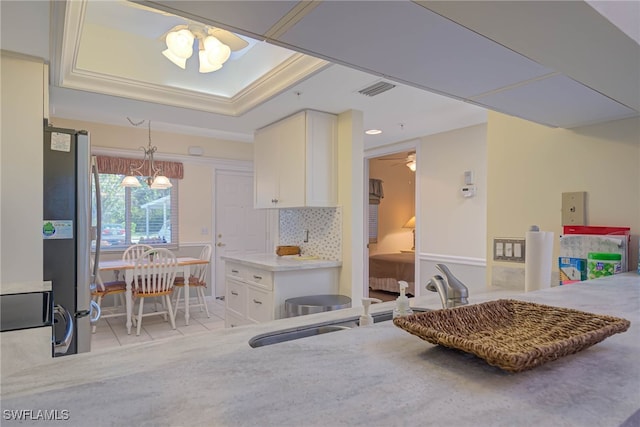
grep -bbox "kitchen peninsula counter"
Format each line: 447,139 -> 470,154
1,274 -> 638,426
221,252 -> 341,271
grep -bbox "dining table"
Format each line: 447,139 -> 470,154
99,256 -> 210,334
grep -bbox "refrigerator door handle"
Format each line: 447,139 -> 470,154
53,304 -> 74,356
91,155 -> 102,280
89,300 -> 101,324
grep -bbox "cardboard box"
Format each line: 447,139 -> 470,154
559,257 -> 587,285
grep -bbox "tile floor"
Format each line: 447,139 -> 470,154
90,296 -> 226,352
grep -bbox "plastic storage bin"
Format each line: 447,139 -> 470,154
587,252 -> 622,279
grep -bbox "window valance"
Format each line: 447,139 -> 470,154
369,178 -> 384,204
96,155 -> 184,180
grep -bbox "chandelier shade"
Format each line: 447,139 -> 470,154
198,50 -> 222,73
150,175 -> 172,189
166,29 -> 195,57
121,175 -> 142,188
204,36 -> 231,64
162,49 -> 187,69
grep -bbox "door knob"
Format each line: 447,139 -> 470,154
217,242 -> 226,247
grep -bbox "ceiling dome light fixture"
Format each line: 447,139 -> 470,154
161,24 -> 245,73
365,129 -> 382,135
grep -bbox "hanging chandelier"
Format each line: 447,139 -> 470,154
121,119 -> 172,189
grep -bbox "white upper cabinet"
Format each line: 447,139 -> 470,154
254,110 -> 337,209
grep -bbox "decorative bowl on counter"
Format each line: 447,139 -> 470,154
393,299 -> 630,373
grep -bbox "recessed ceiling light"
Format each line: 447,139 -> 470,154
365,129 -> 382,135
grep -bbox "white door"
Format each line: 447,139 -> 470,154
214,170 -> 269,298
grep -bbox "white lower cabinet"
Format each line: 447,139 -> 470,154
225,311 -> 251,328
246,287 -> 273,323
225,279 -> 246,319
224,261 -> 339,327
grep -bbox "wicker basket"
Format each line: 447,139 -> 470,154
276,245 -> 301,256
393,299 -> 630,373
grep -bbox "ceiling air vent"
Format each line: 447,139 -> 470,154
358,81 -> 396,97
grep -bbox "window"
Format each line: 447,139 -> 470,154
368,203 -> 379,244
94,173 -> 178,251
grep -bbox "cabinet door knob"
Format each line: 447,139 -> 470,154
253,299 -> 263,305
217,242 -> 226,247
231,291 -> 239,296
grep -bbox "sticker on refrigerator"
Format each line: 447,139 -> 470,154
51,132 -> 71,152
43,220 -> 73,239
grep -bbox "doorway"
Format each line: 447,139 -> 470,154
365,147 -> 417,302
214,170 -> 270,298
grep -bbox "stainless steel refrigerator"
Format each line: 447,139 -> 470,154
43,120 -> 101,357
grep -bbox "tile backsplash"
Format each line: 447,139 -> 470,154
279,207 -> 342,261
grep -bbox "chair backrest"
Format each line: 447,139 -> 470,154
133,248 -> 178,295
123,244 -> 153,262
90,255 -> 105,293
192,244 -> 212,285
199,244 -> 212,262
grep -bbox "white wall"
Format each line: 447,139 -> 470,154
487,112 -> 640,290
1,52 -> 45,285
417,124 -> 488,296
337,110 -> 364,306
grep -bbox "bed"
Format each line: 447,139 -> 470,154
369,252 -> 416,295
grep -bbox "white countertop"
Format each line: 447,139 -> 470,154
1,273 -> 638,426
0,281 -> 51,295
221,252 -> 342,271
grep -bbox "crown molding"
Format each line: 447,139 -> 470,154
53,0 -> 328,117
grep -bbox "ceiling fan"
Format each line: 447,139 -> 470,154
158,23 -> 250,72
160,24 -> 250,53
377,152 -> 417,171
125,1 -> 249,72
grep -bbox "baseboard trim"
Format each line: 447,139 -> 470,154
419,253 -> 486,267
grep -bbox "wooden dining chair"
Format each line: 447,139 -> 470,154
123,243 -> 158,311
123,243 -> 153,263
90,257 -> 127,333
132,248 -> 178,336
173,244 -> 212,320
110,244 -> 153,285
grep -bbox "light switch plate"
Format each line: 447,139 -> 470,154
493,238 -> 526,263
562,192 -> 586,225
